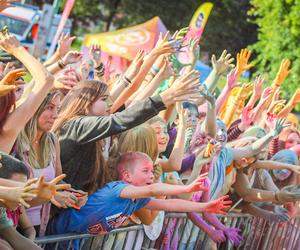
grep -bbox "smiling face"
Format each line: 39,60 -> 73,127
89,89 -> 112,116
118,153 -> 155,186
37,95 -> 61,132
150,121 -> 170,153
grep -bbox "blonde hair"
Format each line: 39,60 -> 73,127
118,124 -> 158,162
52,80 -> 110,193
16,91 -> 62,169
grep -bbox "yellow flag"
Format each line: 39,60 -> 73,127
187,2 -> 213,39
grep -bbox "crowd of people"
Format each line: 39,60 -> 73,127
0,1 -> 300,250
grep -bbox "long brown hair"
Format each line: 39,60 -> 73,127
52,80 -> 110,193
16,91 -> 62,169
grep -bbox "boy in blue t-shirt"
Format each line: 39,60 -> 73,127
48,152 -> 231,236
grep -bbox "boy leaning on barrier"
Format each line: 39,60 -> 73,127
47,152 -> 231,237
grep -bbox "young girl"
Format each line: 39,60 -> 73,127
0,33 -> 54,154
14,91 -> 85,236
52,72 -> 200,195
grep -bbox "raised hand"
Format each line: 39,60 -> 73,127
158,57 -> 176,80
152,31 -> 176,56
271,118 -> 289,137
0,0 -> 19,12
236,48 -> 254,76
63,50 -> 83,65
0,68 -> 26,86
212,50 -> 234,76
273,59 -> 292,87
226,69 -> 238,90
57,32 -> 76,57
54,68 -> 78,91
176,102 -> 188,128
89,44 -> 102,67
186,172 -> 209,192
223,227 -> 243,245
34,174 -> 70,202
240,106 -> 255,130
164,69 -> 202,103
252,75 -> 264,98
124,49 -> 144,81
2,178 -> 37,209
0,33 -> 21,54
291,88 -> 300,105
260,87 -> 273,105
205,195 -> 232,215
172,27 -> 189,41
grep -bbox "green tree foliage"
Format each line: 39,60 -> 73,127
249,0 -> 300,101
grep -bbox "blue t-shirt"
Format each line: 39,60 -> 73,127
50,181 -> 151,235
208,147 -> 234,199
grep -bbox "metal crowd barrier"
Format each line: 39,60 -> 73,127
35,213 -> 300,250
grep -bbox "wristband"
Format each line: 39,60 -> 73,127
151,66 -> 160,75
58,59 -> 65,69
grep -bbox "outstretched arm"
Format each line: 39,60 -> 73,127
251,160 -> 300,174
145,195 -> 231,215
232,119 -> 287,160
120,174 -> 208,199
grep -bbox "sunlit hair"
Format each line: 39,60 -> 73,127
52,80 -> 108,133
52,80 -> 110,193
16,91 -> 62,169
117,152 -> 152,179
118,124 -> 158,162
0,90 -> 16,134
146,116 -> 166,126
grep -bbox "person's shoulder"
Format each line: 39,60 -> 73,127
94,181 -> 129,196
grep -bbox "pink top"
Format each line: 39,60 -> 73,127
6,207 -> 21,228
16,136 -> 56,236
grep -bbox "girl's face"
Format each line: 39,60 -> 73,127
150,121 -> 169,153
285,132 -> 300,149
38,95 -> 61,132
89,90 -> 112,116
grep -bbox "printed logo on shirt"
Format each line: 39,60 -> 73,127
87,213 -> 129,235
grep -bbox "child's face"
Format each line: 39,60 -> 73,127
89,90 -> 113,116
150,121 -> 170,153
285,132 -> 300,149
128,160 -> 154,186
10,173 -> 27,183
38,95 -> 61,132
